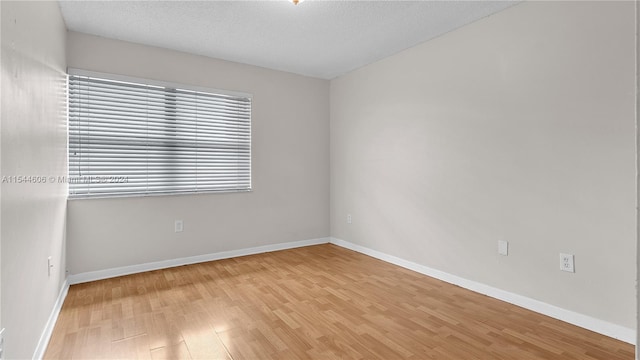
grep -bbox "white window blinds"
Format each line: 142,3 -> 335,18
68,71 -> 251,198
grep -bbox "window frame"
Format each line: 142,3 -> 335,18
67,68 -> 253,200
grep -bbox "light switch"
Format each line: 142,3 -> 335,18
498,240 -> 508,256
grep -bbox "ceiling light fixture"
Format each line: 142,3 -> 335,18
290,0 -> 304,5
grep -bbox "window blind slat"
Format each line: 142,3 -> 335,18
68,73 -> 252,198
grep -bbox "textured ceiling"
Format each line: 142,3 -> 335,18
58,1 -> 517,79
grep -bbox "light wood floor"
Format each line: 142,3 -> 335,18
45,244 -> 633,360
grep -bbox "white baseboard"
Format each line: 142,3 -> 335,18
33,279 -> 70,360
329,237 -> 636,345
68,237 -> 330,285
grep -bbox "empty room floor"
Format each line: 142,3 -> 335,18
44,244 -> 633,359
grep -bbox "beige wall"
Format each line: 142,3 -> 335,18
330,0 -> 636,330
66,32 -> 330,275
1,1 -> 68,358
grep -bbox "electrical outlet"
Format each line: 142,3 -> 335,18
560,253 -> 575,272
498,240 -> 508,256
174,220 -> 183,233
347,214 -> 352,224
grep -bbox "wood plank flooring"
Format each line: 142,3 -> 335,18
44,244 -> 634,359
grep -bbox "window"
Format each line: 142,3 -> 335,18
68,70 -> 251,198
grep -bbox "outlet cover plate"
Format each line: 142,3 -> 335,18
175,220 -> 184,233
560,253 -> 575,272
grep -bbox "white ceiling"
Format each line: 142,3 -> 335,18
58,1 -> 517,79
